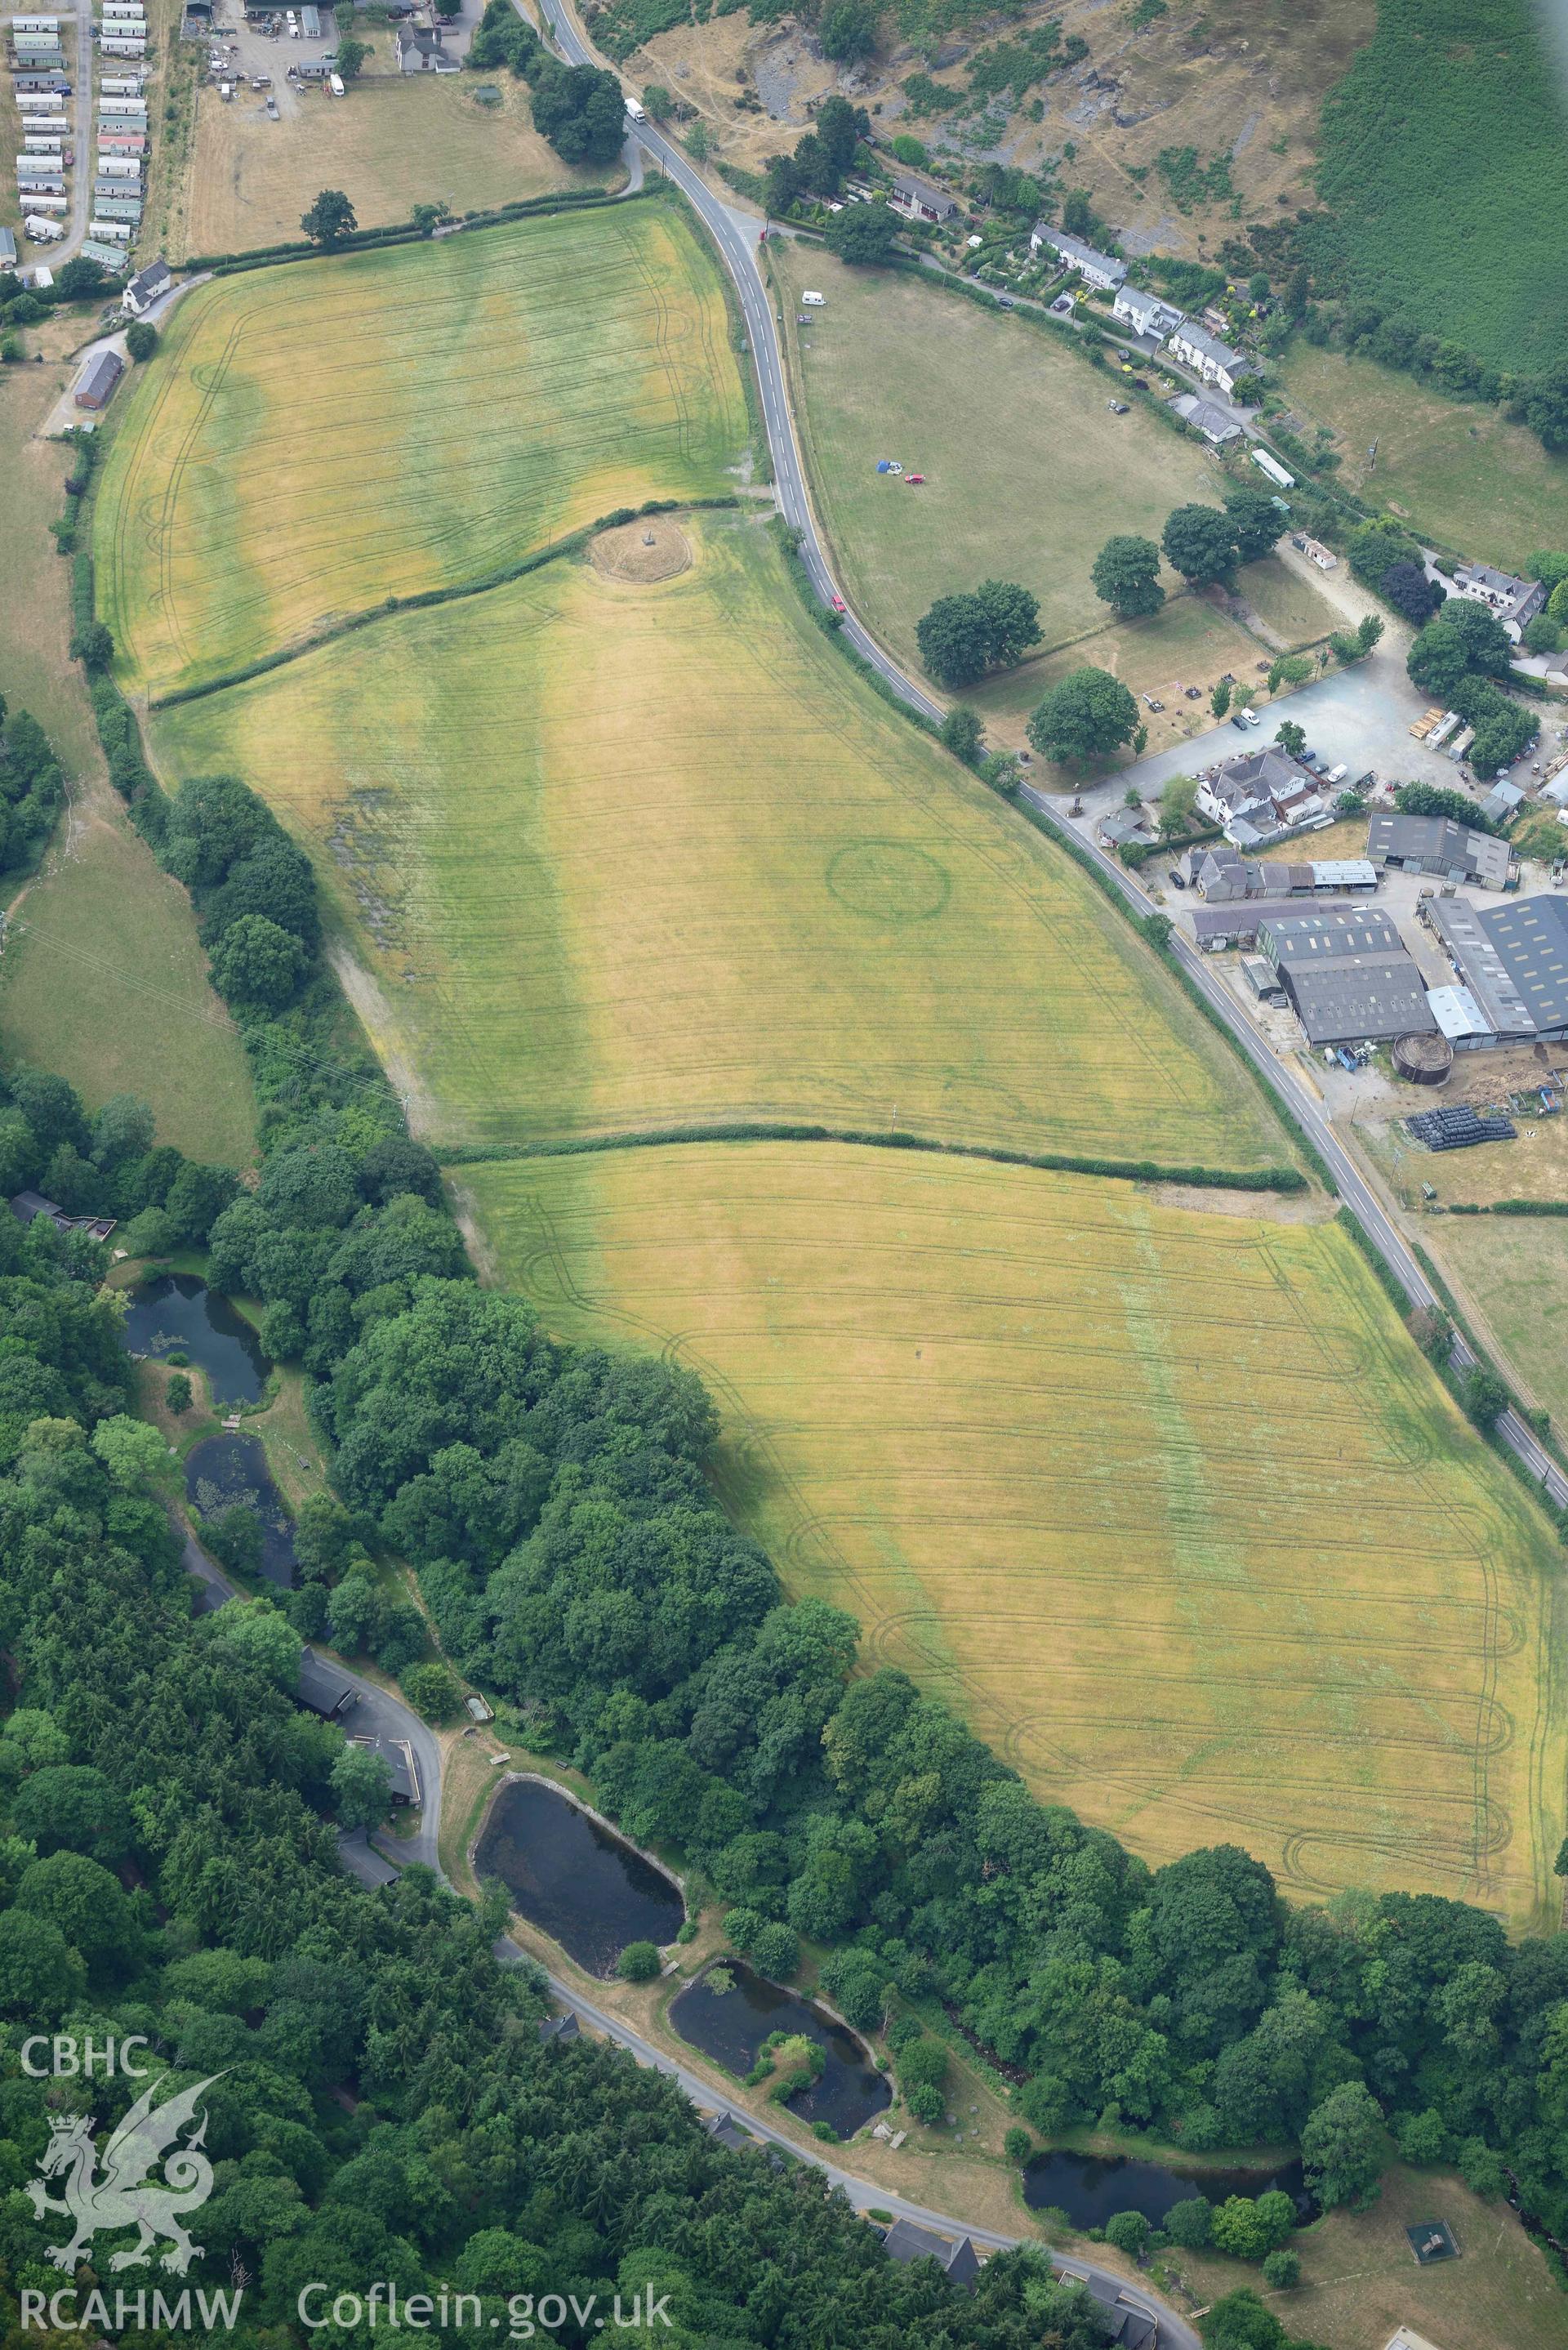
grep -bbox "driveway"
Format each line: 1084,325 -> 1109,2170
38,273 -> 209,439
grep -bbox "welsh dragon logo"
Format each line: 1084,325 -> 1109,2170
25,2072 -> 224,2274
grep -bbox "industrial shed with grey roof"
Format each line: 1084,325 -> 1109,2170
1367,811 -> 1512,890
1428,893 -> 1568,1043
1258,909 -> 1436,1046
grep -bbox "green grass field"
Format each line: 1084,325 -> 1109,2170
1428,1215 -> 1568,1434
96,201 -> 751,699
1280,341 -> 1568,569
1312,0 -> 1568,377
461,1141 -> 1568,1929
151,515 -> 1290,1170
768,244 -> 1251,669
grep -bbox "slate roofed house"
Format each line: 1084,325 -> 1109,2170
1167,318 -> 1247,395
396,24 -> 459,69
888,171 -> 959,224
74,348 -> 123,409
120,254 -> 171,314
1112,283 -> 1183,341
1097,804 -> 1154,849
704,2109 -> 760,2156
8,1190 -> 117,1242
352,1734 -> 421,1807
1031,225 -> 1125,290
1366,810 -> 1513,890
1196,746 -> 1325,843
537,2011 -> 581,2045
296,1648 -> 356,1722
880,2220 -> 981,2288
1451,560 -> 1546,642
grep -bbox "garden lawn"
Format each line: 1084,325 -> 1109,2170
767,244 -> 1226,672
459,1140 -> 1568,1930
152,515 -> 1292,1171
96,199 -> 750,699
1280,341 -> 1568,569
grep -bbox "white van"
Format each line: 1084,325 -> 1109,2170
801,290 -> 826,306
624,94 -> 644,121
1325,762 -> 1348,786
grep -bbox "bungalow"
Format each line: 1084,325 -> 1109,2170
395,24 -> 458,69
1167,319 -> 1247,395
888,171 -> 959,225
1169,391 -> 1241,446
1096,804 -> 1154,849
1450,560 -> 1546,643
1111,284 -> 1183,341
120,253 -> 171,314
1031,225 -> 1125,291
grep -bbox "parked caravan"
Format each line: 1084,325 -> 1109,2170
24,216 -> 65,242
20,191 -> 68,212
98,155 -> 140,176
100,74 -> 145,91
89,216 -> 132,240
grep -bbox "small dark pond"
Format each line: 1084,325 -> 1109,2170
474,1777 -> 684,1979
1023,2148 -> 1312,2227
670,1960 -> 892,2140
185,1432 -> 296,1589
123,1275 -> 270,1405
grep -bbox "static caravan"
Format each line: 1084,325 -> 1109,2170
79,237 -> 129,271
97,154 -> 140,177
95,194 -> 140,220
100,36 -> 146,51
100,74 -> 144,91
24,215 -> 65,242
23,132 -> 65,149
19,87 -> 66,106
100,132 -> 146,149
99,95 -> 147,113
13,14 -> 63,28
89,216 -> 133,240
20,191 -> 68,212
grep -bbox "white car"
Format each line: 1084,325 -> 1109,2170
1242,707 -> 1262,727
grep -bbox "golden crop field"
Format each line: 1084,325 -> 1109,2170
461,1140 -> 1568,1929
152,515 -> 1290,1171
95,200 -> 750,699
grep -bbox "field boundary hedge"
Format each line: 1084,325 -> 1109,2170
147,498 -> 742,711
438,1119 -> 1307,1193
184,183 -> 641,277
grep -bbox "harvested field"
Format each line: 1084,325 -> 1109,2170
181,60 -> 604,263
152,515 -> 1293,1171
95,200 -> 749,698
462,1140 -> 1568,1929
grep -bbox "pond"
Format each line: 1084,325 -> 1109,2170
185,1432 -> 296,1590
474,1777 -> 684,1979
669,1960 -> 891,2140
1023,2147 -> 1313,2227
122,1274 -> 270,1406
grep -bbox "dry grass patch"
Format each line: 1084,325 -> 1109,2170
1422,1215 -> 1568,1434
463,1140 -> 1568,1929
96,199 -> 750,698
152,516 -> 1292,1171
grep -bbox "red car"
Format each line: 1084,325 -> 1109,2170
905,474 -> 925,484
830,595 -> 846,613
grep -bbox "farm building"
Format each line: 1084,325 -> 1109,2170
1031,225 -> 1125,289
1188,905 -> 1267,951
1426,893 -> 1568,1045
888,171 -> 960,225
880,2222 -> 980,2288
74,347 -> 123,408
1366,811 -> 1513,890
121,254 -> 171,313
1257,907 -> 1436,1046
1191,845 -> 1377,902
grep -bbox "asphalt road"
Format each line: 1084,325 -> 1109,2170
63,9 -> 93,261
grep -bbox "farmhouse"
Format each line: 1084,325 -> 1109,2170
296,1647 -> 355,1719
74,349 -> 124,408
1111,284 -> 1183,341
1426,893 -> 1568,1045
121,254 -> 171,314
395,24 -> 458,69
1031,225 -> 1125,290
1167,319 -> 1247,395
1196,747 -> 1325,845
880,2220 -> 980,2288
1450,560 -> 1546,642
1366,811 -> 1513,890
888,171 -> 959,224
1257,907 -> 1436,1046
